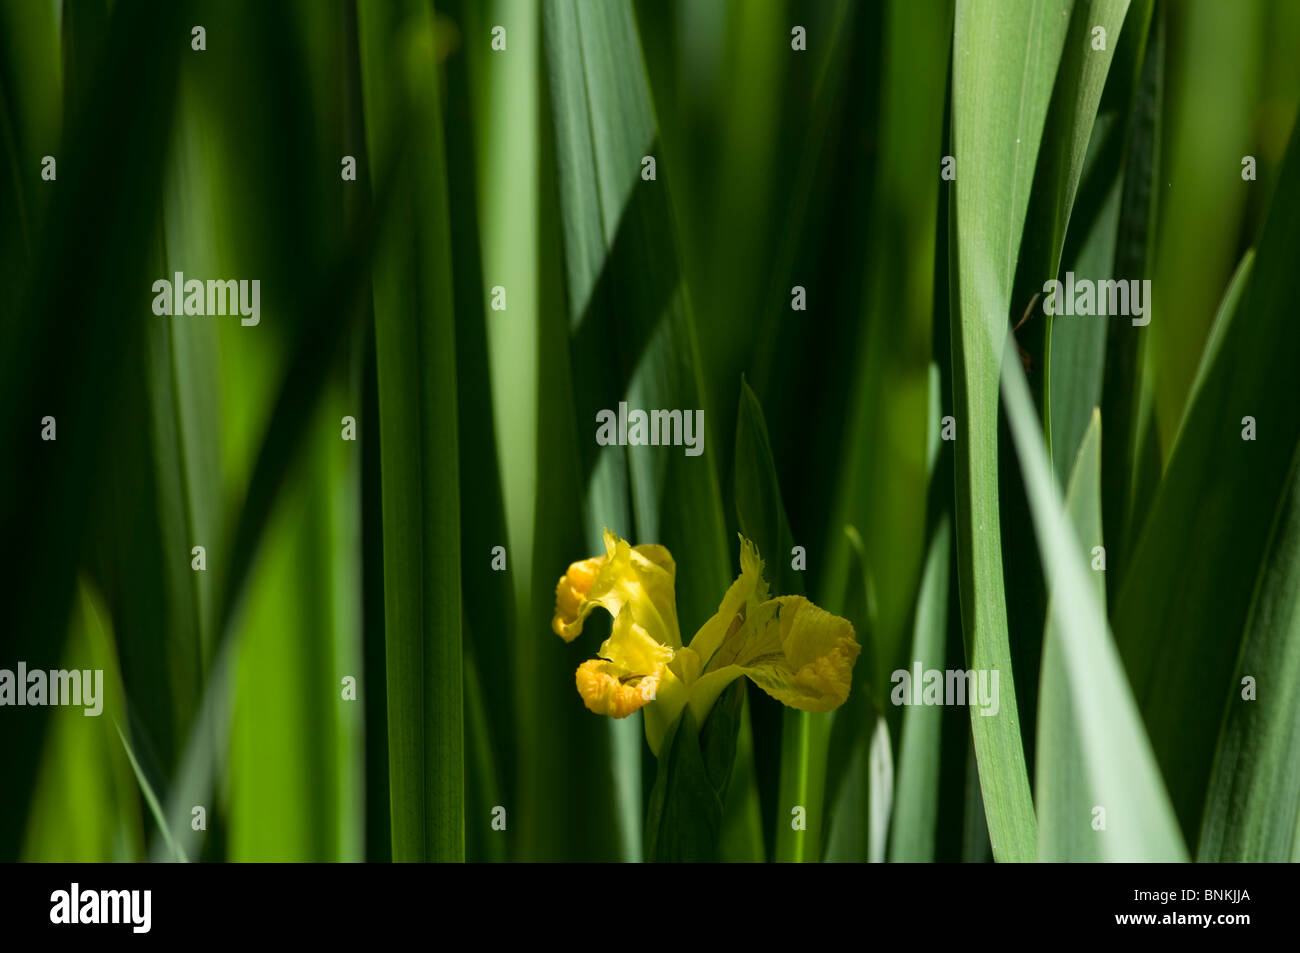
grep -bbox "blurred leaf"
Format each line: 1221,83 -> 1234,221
750,0 -> 856,401
463,647 -> 506,862
1182,249 -> 1253,432
228,396 -> 361,861
22,583 -> 144,862
820,0 -> 948,703
0,0 -> 60,255
357,0 -> 463,862
1115,116 -> 1300,846
1032,411 -> 1183,860
0,0 -> 190,860
1148,0 -> 1263,457
1199,439 -> 1300,861
115,721 -> 184,864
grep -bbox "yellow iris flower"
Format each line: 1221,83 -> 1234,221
553,529 -> 860,754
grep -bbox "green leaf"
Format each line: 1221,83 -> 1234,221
996,0 -> 1128,793
644,680 -> 745,862
1147,0 -> 1265,459
949,0 -> 1076,861
1182,249 -> 1254,436
1013,0 -> 1130,453
440,0 -> 518,863
1199,439 -> 1300,861
1033,411 -> 1184,860
22,583 -> 146,862
115,721 -> 185,864
734,377 -> 838,863
227,395 -> 362,861
0,0 -> 190,860
1099,2 -> 1162,588
817,0 -> 950,709
822,525 -> 880,862
1114,118 -> 1300,845
357,0 -> 463,862
889,512 -> 954,862
735,377 -> 799,598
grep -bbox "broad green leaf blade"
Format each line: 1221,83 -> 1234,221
357,0 -> 463,862
547,0 -> 729,622
1046,160 -> 1118,485
734,378 -> 833,863
824,710 -> 893,864
1043,0 -> 1150,487
1001,395 -> 1184,861
950,0 -> 1075,861
1182,249 -> 1254,433
0,0 -> 190,859
1033,411 -> 1181,860
1199,439 -> 1300,861
996,0 -> 1127,791
0,0 -> 60,255
151,636 -> 237,864
914,106 -> 977,865
228,392 -> 363,861
1013,0 -> 1129,447
735,378 -> 800,598
444,0 -> 631,862
819,0 -> 950,707
892,159 -> 962,861
889,514 -> 954,862
644,681 -> 745,862
360,339 -> 392,862
1034,414 -> 1104,862
1148,0 -> 1264,459
749,0 -> 855,402
1100,2 -> 1162,590
441,0 -> 524,862
463,648 -> 506,863
1115,118 -> 1300,845
22,583 -> 146,862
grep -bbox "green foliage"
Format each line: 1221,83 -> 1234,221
3,0 -> 1299,866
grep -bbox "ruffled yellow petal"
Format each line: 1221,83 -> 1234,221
552,528 -> 681,648
575,607 -> 674,719
686,595 -> 859,721
598,604 -> 676,673
553,556 -> 603,639
685,535 -> 768,667
733,596 -> 859,712
575,660 -> 662,718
